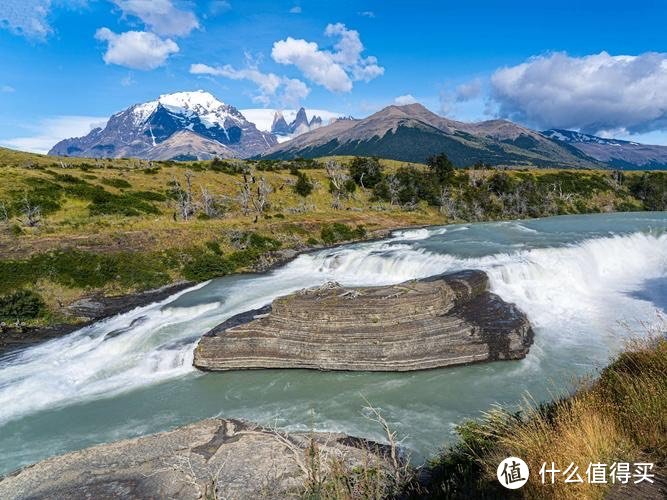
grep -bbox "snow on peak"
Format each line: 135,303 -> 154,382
130,90 -> 241,129
157,90 -> 226,112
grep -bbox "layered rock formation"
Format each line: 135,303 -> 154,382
194,270 -> 534,372
0,418 -> 391,500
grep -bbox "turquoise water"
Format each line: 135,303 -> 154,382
0,212 -> 665,473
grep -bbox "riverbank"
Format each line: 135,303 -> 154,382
2,150 -> 664,341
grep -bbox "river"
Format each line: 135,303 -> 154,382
0,212 -> 665,474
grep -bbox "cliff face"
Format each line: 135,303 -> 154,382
0,418 -> 391,499
194,270 -> 534,372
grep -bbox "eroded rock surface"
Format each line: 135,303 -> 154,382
0,418 -> 390,500
194,270 -> 534,372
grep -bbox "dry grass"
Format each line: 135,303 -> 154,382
424,328 -> 667,499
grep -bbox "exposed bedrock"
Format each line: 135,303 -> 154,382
193,270 -> 534,372
0,418 -> 391,500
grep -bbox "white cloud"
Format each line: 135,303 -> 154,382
271,23 -> 383,92
491,51 -> 667,134
1,85 -> 16,93
0,115 -> 108,154
289,6 -> 302,14
190,63 -> 310,107
110,0 -> 199,37
0,0 -> 53,40
95,28 -> 179,70
394,94 -> 417,105
358,11 -> 375,18
455,78 -> 482,102
208,0 -> 231,15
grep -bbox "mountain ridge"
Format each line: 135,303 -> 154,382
261,103 -> 601,168
543,129 -> 667,168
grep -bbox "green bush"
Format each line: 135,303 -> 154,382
320,223 -> 366,244
349,157 -> 383,188
293,171 -> 314,197
101,178 -> 132,189
0,290 -> 45,322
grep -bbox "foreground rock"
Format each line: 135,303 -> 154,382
194,270 -> 534,372
0,418 -> 392,500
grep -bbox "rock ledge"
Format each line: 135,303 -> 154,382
194,270 -> 534,372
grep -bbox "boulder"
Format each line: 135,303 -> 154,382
0,418 -> 392,500
193,270 -> 534,372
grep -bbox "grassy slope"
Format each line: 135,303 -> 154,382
0,146 -> 656,327
418,335 -> 666,499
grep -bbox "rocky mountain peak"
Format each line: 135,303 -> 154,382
49,90 -> 276,160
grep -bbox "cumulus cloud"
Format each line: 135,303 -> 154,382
2,85 -> 16,93
110,0 -> 199,37
95,28 -> 179,70
394,94 -> 417,105
0,0 -> 53,40
271,23 -> 383,92
491,51 -> 667,134
0,115 -> 108,154
190,63 -> 310,107
455,78 -> 482,102
358,11 -> 375,18
289,6 -> 302,14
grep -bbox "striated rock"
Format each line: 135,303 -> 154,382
0,418 -> 392,500
194,270 -> 534,372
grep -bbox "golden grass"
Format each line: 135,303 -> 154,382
465,335 -> 667,499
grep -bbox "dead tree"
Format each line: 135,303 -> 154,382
19,193 -> 41,227
172,171 -> 197,221
236,171 -> 253,216
200,187 -> 220,218
325,160 -> 350,209
386,174 -> 401,206
438,187 -> 458,218
251,177 -> 272,219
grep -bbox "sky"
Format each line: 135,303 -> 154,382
1,0 -> 667,153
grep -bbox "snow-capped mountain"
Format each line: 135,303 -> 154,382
49,91 -> 276,160
543,129 -> 667,168
241,108 -> 340,143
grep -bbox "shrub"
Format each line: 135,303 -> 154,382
349,157 -> 383,188
0,290 -> 45,322
101,178 -> 132,189
320,223 -> 366,244
293,171 -> 314,197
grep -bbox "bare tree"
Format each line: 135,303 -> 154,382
236,171 -> 253,215
19,193 -> 41,227
200,186 -> 226,218
438,187 -> 458,218
251,177 -> 272,220
325,160 -> 351,209
171,171 -> 197,221
386,174 -> 401,206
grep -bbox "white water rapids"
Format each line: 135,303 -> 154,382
0,212 -> 665,472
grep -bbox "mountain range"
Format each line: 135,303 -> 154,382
542,129 -> 667,169
48,90 -> 667,169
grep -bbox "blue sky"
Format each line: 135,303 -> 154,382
1,0 -> 667,153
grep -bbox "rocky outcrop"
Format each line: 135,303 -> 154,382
194,270 -> 534,372
0,418 -> 392,500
